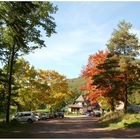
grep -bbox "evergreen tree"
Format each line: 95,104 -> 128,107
99,21 -> 140,111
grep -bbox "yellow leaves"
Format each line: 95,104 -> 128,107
35,69 -> 70,109
12,58 -> 70,110
53,92 -> 67,99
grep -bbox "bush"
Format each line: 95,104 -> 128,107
99,111 -> 140,129
99,110 -> 124,122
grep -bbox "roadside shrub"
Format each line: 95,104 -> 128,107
99,112 -> 140,129
99,110 -> 124,122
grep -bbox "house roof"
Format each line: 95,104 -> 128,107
75,95 -> 84,102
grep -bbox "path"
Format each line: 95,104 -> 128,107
1,116 -> 140,138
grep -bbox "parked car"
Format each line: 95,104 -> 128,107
33,112 -> 40,120
85,110 -> 94,116
40,112 -> 50,120
49,113 -> 55,119
127,105 -> 140,113
93,110 -> 102,117
11,111 -> 39,123
54,112 -> 64,118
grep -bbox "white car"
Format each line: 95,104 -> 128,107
40,112 -> 50,120
11,111 -> 39,123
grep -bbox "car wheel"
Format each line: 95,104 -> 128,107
27,119 -> 33,123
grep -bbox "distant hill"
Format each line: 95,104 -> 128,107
67,77 -> 86,93
65,77 -> 87,104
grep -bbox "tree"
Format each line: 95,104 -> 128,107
12,58 -> 38,111
93,53 -> 125,111
0,2 -> 57,122
0,68 -> 7,114
36,70 -> 71,112
81,50 -> 108,104
106,20 -> 140,111
81,21 -> 140,112
97,96 -> 111,111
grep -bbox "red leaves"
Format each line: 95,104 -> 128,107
81,50 -> 108,77
81,50 -> 108,104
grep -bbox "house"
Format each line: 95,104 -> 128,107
68,95 -> 87,114
67,95 -> 104,114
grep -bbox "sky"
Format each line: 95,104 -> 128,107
24,1 -> 140,79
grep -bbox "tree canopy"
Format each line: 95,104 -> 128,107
0,1 -> 57,122
81,21 -> 140,111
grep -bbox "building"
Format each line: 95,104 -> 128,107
68,95 -> 87,114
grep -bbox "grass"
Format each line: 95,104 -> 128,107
98,111 -> 140,129
0,112 -> 15,123
65,113 -> 83,116
34,109 -> 49,113
0,113 -> 6,122
0,121 -> 29,138
0,112 -> 28,137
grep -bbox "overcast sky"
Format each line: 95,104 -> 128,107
24,1 -> 140,79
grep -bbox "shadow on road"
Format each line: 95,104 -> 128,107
1,117 -> 140,138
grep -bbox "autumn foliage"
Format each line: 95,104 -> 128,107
81,50 -> 109,104
81,21 -> 140,110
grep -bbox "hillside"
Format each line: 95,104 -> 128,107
67,77 -> 86,93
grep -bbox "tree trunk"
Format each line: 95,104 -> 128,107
6,41 -> 15,123
110,98 -> 115,112
123,71 -> 128,112
124,85 -> 128,112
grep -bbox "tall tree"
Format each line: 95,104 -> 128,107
0,2 -> 57,122
12,58 -> 37,111
81,21 -> 140,111
93,53 -> 124,111
81,50 -> 109,104
106,20 -> 140,111
0,68 -> 7,114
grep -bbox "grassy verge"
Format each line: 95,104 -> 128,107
0,122 -> 28,137
65,113 -> 83,116
0,113 -> 27,137
34,109 -> 49,113
98,111 -> 140,129
0,113 -> 6,122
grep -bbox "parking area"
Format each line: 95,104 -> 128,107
1,116 -> 140,138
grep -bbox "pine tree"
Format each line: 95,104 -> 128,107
106,20 -> 140,111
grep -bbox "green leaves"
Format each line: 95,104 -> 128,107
105,20 -> 140,110
82,20 -> 140,111
107,21 -> 140,56
0,2 -> 57,55
0,2 -> 57,122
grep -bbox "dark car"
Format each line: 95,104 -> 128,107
49,113 -> 55,119
54,112 -> 64,118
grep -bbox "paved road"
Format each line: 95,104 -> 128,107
1,116 -> 140,138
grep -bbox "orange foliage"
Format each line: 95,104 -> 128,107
81,50 -> 109,104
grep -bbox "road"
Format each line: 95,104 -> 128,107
1,116 -> 140,138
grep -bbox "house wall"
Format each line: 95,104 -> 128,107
68,107 -> 71,112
